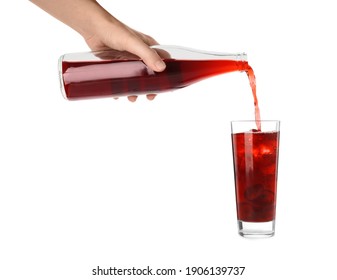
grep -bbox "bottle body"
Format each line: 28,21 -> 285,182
59,46 -> 248,100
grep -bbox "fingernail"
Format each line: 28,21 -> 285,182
155,60 -> 166,71
146,94 -> 156,101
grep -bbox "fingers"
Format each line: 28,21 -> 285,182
129,43 -> 166,72
88,20 -> 164,101
123,33 -> 166,72
126,94 -> 157,102
136,31 -> 159,46
121,31 -> 162,101
127,96 -> 138,102
146,94 -> 156,101
125,29 -> 166,72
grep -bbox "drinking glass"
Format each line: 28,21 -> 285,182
231,120 -> 280,238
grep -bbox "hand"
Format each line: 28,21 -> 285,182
85,17 -> 166,102
29,0 -> 166,101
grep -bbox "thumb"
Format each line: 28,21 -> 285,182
125,39 -> 166,72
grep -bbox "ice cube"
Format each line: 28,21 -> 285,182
244,184 -> 264,201
254,190 -> 275,206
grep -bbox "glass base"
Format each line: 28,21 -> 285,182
238,220 -> 275,238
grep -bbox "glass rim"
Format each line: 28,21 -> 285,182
231,120 -> 280,123
230,120 -> 280,133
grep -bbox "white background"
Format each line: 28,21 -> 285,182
1,1 -> 336,279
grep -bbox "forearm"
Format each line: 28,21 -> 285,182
29,0 -> 115,39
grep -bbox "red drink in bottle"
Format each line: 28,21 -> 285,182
59,46 -> 257,103
61,58 -> 249,100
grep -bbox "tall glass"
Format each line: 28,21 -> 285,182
231,120 -> 280,238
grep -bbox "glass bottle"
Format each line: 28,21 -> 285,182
59,45 -> 248,100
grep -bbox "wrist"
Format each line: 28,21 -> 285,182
69,1 -> 116,41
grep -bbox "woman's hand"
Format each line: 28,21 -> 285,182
30,0 -> 166,101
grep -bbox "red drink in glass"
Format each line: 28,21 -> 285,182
231,121 -> 280,237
